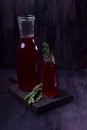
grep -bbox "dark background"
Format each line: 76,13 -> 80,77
0,0 -> 87,68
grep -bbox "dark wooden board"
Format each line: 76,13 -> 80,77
9,84 -> 73,114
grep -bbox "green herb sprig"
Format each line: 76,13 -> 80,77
43,42 -> 55,63
43,42 -> 51,59
24,83 -> 42,104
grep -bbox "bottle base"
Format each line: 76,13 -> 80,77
42,91 -> 58,98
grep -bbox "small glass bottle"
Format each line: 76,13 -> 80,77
42,54 -> 58,97
16,15 -> 41,91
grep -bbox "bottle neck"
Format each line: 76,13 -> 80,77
20,35 -> 35,42
20,34 -> 34,38
43,54 -> 55,63
18,15 -> 35,39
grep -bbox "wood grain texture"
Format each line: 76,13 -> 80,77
1,69 -> 87,130
9,84 -> 73,113
0,0 -> 87,68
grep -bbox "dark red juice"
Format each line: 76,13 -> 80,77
16,37 -> 40,91
42,61 -> 58,97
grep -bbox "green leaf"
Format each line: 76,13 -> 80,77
35,92 -> 42,102
24,83 -> 42,104
42,42 -> 51,59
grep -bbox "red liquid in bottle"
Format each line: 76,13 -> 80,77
42,61 -> 58,97
16,37 -> 40,91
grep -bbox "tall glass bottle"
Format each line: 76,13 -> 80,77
16,15 -> 41,91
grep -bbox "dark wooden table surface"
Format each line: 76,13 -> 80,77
0,69 -> 87,130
